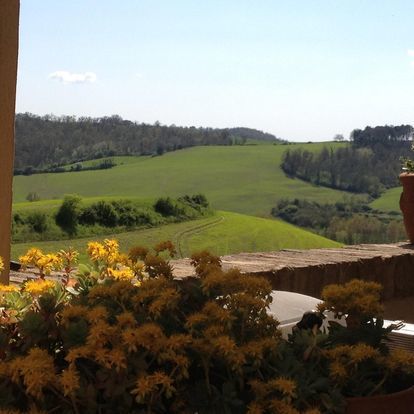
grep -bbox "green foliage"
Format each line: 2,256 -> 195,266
154,197 -> 179,216
55,194 -> 82,236
282,125 -> 413,197
272,198 -> 406,244
12,195 -> 211,246
26,211 -> 48,234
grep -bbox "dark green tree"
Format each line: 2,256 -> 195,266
55,195 -> 81,236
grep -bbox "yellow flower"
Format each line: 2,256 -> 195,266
132,371 -> 175,400
105,347 -> 127,372
61,305 -> 87,326
270,377 -> 296,397
8,348 -> 56,399
116,312 -> 137,327
60,366 -> 80,396
36,254 -> 63,275
87,239 -> 121,266
349,343 -> 379,363
19,247 -> 43,267
246,402 -> 264,414
24,279 -> 56,296
0,284 -> 19,293
19,248 -> 62,275
386,348 -> 414,371
87,241 -> 106,262
107,267 -> 135,281
329,361 -> 348,380
86,306 -> 108,323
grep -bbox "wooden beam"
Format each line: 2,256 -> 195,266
0,0 -> 19,283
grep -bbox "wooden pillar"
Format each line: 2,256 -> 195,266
0,0 -> 19,283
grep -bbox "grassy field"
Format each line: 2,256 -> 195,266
370,187 -> 401,212
13,142 -> 361,217
11,211 -> 340,262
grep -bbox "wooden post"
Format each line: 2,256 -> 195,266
0,0 -> 19,283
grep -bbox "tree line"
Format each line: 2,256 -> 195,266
14,113 -> 281,170
281,124 -> 413,197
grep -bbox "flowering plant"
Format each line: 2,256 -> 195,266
0,245 -> 413,413
401,143 -> 414,173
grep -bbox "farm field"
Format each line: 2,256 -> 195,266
13,142 -> 359,218
11,211 -> 341,262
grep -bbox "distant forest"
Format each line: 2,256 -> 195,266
14,113 -> 281,171
281,125 -> 413,197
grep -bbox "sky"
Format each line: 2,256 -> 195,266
15,0 -> 414,141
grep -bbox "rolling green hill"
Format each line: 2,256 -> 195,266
11,211 -> 341,262
13,142 -> 361,217
370,187 -> 402,212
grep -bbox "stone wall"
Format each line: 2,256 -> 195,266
172,243 -> 414,300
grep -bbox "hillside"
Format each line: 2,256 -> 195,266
11,210 -> 341,261
370,187 -> 401,212
14,113 -> 283,170
13,142 -> 361,217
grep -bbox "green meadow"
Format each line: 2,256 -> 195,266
370,187 -> 401,212
13,142 -> 358,218
11,211 -> 340,262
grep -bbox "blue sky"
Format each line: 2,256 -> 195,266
16,0 -> 414,141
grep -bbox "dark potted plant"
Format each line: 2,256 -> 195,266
400,144 -> 414,243
317,279 -> 414,414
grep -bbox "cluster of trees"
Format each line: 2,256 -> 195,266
14,113 -> 280,170
15,158 -> 116,176
12,194 -> 210,242
272,198 -> 405,244
281,125 -> 413,197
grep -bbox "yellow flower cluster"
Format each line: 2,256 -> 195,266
386,348 -> 414,372
248,377 -> 302,414
132,371 -> 175,402
318,279 -> 384,320
24,279 -> 57,296
107,267 -> 135,281
60,365 -> 80,396
87,239 -> 120,265
325,343 -> 381,381
0,284 -> 19,293
8,348 -> 56,399
19,248 -> 63,276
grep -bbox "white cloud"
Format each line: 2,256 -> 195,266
49,70 -> 97,84
407,49 -> 414,57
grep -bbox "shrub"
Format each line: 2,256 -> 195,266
26,211 -> 48,234
0,244 -> 414,412
90,200 -> 119,227
154,197 -> 178,216
55,194 -> 81,235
